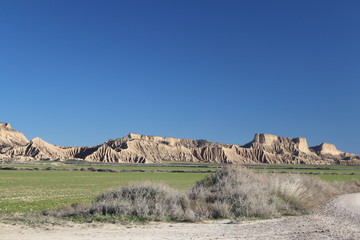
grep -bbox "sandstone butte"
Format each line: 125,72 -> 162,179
0,123 -> 359,165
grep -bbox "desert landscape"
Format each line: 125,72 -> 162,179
0,123 -> 360,240
1,123 -> 360,239
1,1 -> 359,239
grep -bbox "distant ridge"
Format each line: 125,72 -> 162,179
0,123 -> 359,165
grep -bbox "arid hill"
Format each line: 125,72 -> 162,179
0,123 -> 359,164
0,123 -> 29,151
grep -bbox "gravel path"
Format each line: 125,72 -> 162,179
1,193 -> 360,240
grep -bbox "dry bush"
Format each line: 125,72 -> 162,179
334,179 -> 360,194
189,166 -> 278,218
42,202 -> 91,218
268,173 -> 340,214
47,166 -> 360,221
90,182 -> 196,221
189,166 -> 358,218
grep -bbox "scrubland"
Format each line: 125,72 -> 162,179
42,166 -> 360,222
1,163 -> 360,223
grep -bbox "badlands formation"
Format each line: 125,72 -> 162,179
0,123 -> 359,164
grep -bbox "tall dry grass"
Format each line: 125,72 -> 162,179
48,166 -> 360,221
90,182 -> 193,221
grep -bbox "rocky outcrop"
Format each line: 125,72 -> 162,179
244,134 -> 313,155
7,137 -> 72,160
312,143 -> 343,156
0,123 -> 359,165
84,144 -> 123,162
0,123 -> 29,152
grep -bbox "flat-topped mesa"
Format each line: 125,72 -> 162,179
127,133 -> 213,148
128,133 -> 192,144
317,143 -> 343,156
127,133 -> 176,143
0,123 -> 12,129
247,133 -> 311,154
253,133 -> 279,145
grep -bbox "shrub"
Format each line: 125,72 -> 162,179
47,166 -> 360,221
187,166 -> 357,218
189,166 -> 278,218
90,182 -> 196,221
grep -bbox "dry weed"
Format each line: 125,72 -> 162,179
47,166 -> 360,221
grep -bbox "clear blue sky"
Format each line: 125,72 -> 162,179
1,0 -> 359,154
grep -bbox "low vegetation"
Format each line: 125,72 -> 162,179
44,166 -> 360,222
0,170 -> 206,213
2,162 -> 360,224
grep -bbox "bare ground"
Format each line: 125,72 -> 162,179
1,193 -> 360,240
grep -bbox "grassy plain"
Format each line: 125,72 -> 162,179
0,164 -> 218,171
1,162 -> 360,214
317,175 -> 360,182
0,170 -> 207,213
254,168 -> 360,175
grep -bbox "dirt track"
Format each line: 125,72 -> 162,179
1,193 -> 360,240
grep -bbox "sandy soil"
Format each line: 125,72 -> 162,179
1,193 -> 360,240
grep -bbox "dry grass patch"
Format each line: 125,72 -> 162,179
47,166 -> 360,222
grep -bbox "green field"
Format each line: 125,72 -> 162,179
252,165 -> 360,181
317,174 -> 360,182
0,170 -> 207,213
254,168 -> 360,174
1,162 -> 360,214
0,164 -> 219,171
250,164 -> 360,170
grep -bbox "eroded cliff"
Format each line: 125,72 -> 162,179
0,123 -> 359,164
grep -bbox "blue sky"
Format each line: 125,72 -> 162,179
1,0 -> 359,154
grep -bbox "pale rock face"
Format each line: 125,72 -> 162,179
84,145 -> 123,162
0,123 -> 12,129
0,123 -> 359,164
0,123 -> 29,151
7,137 -> 63,160
292,137 -> 311,153
127,133 -> 214,148
317,143 -> 343,155
246,134 -> 313,156
254,134 -> 279,145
